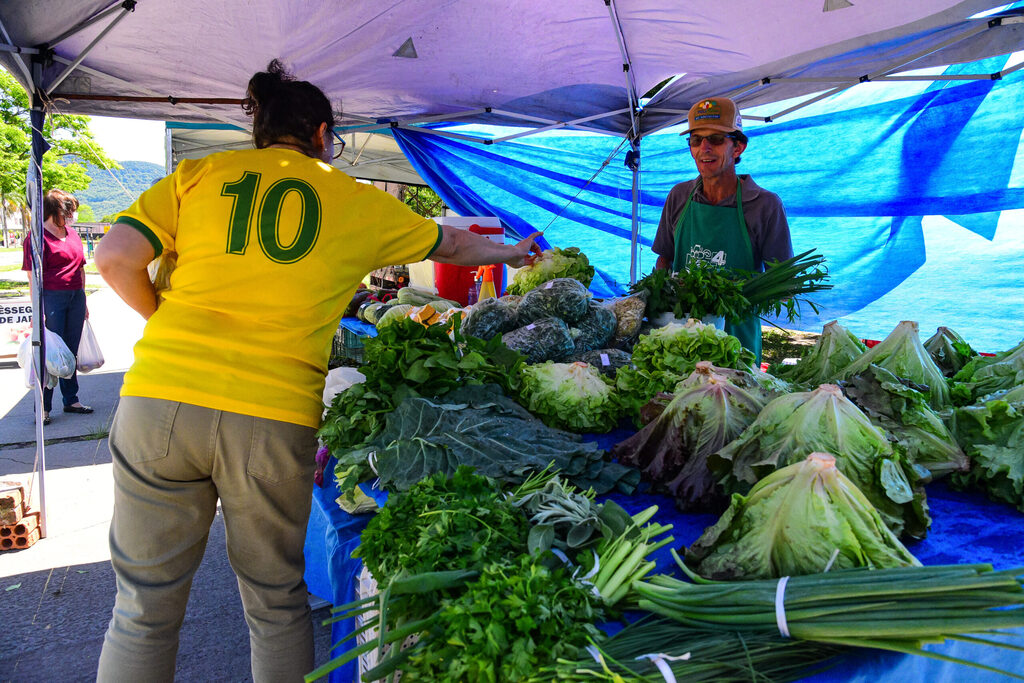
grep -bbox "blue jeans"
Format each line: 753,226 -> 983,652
42,288 -> 86,412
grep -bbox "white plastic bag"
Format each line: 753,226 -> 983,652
322,366 -> 366,407
17,328 -> 76,388
77,320 -> 105,373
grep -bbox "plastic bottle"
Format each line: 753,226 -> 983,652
478,265 -> 497,301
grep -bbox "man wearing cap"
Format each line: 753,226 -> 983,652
652,96 -> 793,363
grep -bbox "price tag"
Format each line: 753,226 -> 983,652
526,323 -> 536,330
600,353 -> 610,366
545,281 -> 555,289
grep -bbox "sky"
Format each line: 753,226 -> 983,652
88,116 -> 166,165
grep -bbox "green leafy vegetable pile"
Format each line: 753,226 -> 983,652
402,555 -> 604,682
840,364 -> 968,479
687,452 -> 921,580
616,320 -> 755,420
519,361 -> 621,433
318,318 -> 525,490
949,397 -> 1024,511
951,338 -> 1024,405
334,384 -> 640,496
630,261 -> 750,323
354,467 -> 529,589
505,246 -> 595,295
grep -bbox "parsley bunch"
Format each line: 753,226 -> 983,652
354,467 -> 529,589
403,555 -> 604,681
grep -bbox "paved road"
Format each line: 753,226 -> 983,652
0,264 -> 333,682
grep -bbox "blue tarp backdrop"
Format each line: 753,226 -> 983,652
392,55 -> 1024,351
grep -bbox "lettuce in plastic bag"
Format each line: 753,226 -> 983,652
516,277 -> 592,325
711,384 -> 931,539
687,452 -> 921,580
776,320 -> 866,388
611,364 -> 768,511
520,361 -> 621,433
502,317 -> 576,364
505,247 -> 595,295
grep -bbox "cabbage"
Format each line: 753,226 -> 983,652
776,320 -> 866,388
611,365 -> 767,511
505,247 -> 595,295
687,452 -> 921,580
520,361 -> 620,433
951,338 -> 1024,405
924,326 -> 977,377
840,365 -> 968,479
711,384 -> 931,539
831,321 -> 950,409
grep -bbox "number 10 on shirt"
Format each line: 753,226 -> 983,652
220,171 -> 322,264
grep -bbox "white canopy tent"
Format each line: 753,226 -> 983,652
2,0 -> 1022,535
167,123 -> 425,184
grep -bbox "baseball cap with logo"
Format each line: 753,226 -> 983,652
681,97 -> 743,135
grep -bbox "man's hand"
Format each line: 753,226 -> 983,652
505,231 -> 543,268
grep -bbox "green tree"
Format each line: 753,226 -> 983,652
0,67 -> 119,202
76,204 -> 96,222
402,184 -> 446,218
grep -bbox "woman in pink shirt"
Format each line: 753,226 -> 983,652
22,189 -> 92,425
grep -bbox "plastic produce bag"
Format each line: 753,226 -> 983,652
18,328 -> 76,388
570,301 -> 617,354
502,317 -> 575,364
323,366 -> 366,407
77,320 -> 105,373
516,278 -> 591,325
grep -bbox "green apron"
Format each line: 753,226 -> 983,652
672,179 -> 762,363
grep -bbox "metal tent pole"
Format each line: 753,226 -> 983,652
27,59 -> 50,538
627,139 -> 641,284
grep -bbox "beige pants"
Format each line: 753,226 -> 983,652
97,397 -> 318,683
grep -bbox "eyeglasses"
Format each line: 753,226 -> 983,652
331,130 -> 347,160
687,133 -> 735,147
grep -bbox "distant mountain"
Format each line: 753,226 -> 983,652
75,160 -> 165,220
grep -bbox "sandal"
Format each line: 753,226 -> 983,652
64,404 -> 94,414
43,413 -> 51,426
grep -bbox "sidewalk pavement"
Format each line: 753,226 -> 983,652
0,273 -> 332,682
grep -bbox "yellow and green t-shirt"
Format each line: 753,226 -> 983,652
116,148 -> 442,427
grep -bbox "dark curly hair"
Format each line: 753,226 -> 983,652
242,59 -> 336,156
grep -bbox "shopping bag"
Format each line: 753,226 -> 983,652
77,319 -> 105,373
17,328 -> 75,388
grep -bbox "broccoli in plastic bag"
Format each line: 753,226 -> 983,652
516,278 -> 591,325
570,301 -> 617,354
462,297 -> 519,340
502,317 -> 576,364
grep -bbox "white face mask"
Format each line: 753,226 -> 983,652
71,211 -> 78,224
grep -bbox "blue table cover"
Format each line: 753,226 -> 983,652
337,317 -> 378,338
304,428 -> 1024,683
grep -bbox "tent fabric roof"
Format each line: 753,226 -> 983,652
1,1 -> 1020,136
167,124 -> 425,184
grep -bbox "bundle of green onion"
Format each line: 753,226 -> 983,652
741,249 -> 832,322
539,616 -> 849,682
634,554 -> 1024,677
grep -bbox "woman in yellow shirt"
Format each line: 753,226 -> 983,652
94,60 -> 539,682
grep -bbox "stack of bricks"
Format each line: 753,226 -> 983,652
1,482 -> 40,551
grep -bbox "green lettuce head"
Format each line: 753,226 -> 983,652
520,361 -> 621,433
830,320 -> 950,409
687,452 -> 921,580
711,384 -> 931,539
776,320 -> 866,388
505,247 -> 595,295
